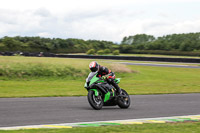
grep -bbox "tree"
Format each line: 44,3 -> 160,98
104,49 -> 111,54
97,50 -> 104,55
112,50 -> 120,55
2,37 -> 22,51
86,49 -> 95,55
121,34 -> 155,45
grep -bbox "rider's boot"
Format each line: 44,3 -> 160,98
108,78 -> 122,95
112,82 -> 122,95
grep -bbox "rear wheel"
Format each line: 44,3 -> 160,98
87,90 -> 103,110
117,89 -> 131,109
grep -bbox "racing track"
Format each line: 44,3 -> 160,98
1,94 -> 200,127
109,61 -> 200,68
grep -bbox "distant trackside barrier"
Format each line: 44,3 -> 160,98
1,52 -> 200,63
55,54 -> 200,63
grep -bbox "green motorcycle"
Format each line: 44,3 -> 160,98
84,72 -> 131,110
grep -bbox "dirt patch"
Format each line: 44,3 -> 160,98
109,63 -> 138,73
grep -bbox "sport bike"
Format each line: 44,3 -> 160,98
84,72 -> 131,110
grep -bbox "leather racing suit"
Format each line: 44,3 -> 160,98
97,65 -> 121,94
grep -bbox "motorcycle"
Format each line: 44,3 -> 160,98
84,71 -> 131,110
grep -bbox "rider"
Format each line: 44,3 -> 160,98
89,61 -> 122,95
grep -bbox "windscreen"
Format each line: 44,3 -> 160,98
86,71 -> 97,83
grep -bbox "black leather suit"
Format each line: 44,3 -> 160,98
97,65 -> 121,94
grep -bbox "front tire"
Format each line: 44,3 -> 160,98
117,89 -> 131,109
87,90 -> 103,110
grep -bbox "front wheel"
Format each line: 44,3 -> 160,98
87,90 -> 103,110
117,89 -> 131,109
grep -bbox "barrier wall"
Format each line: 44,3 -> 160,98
1,52 -> 200,63
56,54 -> 200,63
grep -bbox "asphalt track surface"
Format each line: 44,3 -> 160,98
1,94 -> 200,127
118,62 -> 200,68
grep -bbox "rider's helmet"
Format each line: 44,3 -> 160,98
89,61 -> 99,72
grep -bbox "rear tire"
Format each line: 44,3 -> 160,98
117,89 -> 131,109
87,90 -> 103,110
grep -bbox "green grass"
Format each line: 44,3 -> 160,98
123,65 -> 200,95
0,78 -> 86,97
1,122 -> 200,133
0,56 -> 200,97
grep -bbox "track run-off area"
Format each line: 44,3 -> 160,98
1,94 -> 200,130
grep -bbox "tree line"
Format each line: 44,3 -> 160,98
0,36 -> 117,53
0,32 -> 200,56
121,33 -> 200,51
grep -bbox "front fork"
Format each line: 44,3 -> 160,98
89,89 -> 111,102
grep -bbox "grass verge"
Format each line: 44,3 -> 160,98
1,122 -> 200,133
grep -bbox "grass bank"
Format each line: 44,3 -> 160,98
0,56 -> 90,78
0,56 -> 200,97
1,122 -> 200,133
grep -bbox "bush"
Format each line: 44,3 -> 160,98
86,49 -> 95,55
97,50 -> 104,55
104,49 -> 111,54
112,50 -> 120,55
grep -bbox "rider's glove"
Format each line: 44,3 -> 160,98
102,75 -> 108,80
